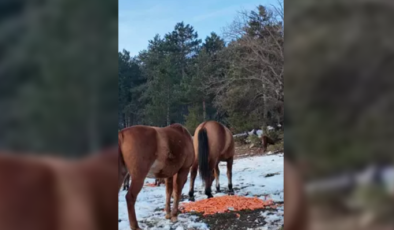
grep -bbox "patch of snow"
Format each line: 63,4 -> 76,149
267,126 -> 274,130
256,130 -> 263,137
119,153 -> 284,230
382,167 -> 394,193
248,227 -> 267,230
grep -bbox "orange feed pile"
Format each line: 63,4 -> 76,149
180,195 -> 275,216
145,183 -> 157,187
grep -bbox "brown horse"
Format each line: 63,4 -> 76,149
118,123 -> 195,230
261,135 -> 276,152
188,121 -> 235,201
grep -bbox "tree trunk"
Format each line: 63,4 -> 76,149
262,81 -> 267,128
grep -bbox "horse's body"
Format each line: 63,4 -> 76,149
188,121 -> 235,201
0,148 -> 118,230
118,124 -> 194,230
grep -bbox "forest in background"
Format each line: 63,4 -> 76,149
118,4 -> 284,134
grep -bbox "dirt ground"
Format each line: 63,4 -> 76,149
187,206 -> 284,230
234,146 -> 265,159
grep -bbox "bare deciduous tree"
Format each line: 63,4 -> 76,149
203,5 -> 284,127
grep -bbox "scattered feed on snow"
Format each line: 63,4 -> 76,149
180,195 -> 275,216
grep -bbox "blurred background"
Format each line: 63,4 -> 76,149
0,0 -> 118,229
0,0 -> 118,157
286,0 -> 394,229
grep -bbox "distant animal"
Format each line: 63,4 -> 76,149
118,123 -> 195,230
155,178 -> 165,186
123,175 -> 164,191
188,121 -> 235,201
261,135 -> 276,152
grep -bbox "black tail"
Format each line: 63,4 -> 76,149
198,128 -> 210,185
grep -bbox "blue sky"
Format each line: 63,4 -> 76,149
119,0 -> 281,56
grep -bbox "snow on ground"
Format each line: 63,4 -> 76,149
119,153 -> 284,230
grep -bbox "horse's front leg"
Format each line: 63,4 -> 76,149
165,177 -> 174,219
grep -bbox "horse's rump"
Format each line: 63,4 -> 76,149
119,124 -> 194,179
195,121 -> 234,161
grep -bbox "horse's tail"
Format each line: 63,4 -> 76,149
198,127 -> 210,185
118,132 -> 128,191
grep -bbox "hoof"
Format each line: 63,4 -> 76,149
189,196 -> 195,202
165,213 -> 171,219
228,190 -> 235,195
171,216 -> 178,222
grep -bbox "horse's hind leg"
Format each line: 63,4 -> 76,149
188,161 -> 198,201
126,177 -> 145,230
227,157 -> 234,195
172,167 -> 189,222
214,163 -> 221,192
165,177 -> 174,219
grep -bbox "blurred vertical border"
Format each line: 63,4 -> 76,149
0,0 -> 119,229
286,0 -> 394,229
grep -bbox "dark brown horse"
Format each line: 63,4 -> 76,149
118,124 -> 195,230
261,135 -> 276,152
188,121 -> 235,201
